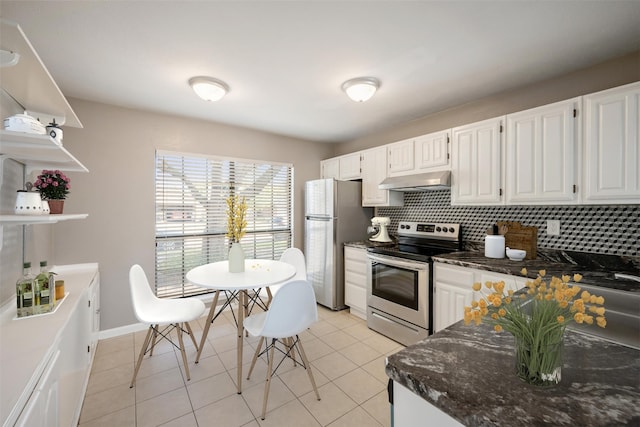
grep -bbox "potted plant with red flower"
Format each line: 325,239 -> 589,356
34,170 -> 70,214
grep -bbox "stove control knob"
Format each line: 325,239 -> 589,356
449,227 -> 455,233
436,226 -> 441,232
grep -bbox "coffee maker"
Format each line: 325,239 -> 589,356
369,217 -> 392,242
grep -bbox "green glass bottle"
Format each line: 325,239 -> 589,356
35,261 -> 54,314
16,262 -> 35,317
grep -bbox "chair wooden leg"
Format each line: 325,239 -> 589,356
184,321 -> 198,351
177,322 -> 191,381
266,287 -> 273,308
196,290 -> 219,363
149,324 -> 159,356
287,337 -> 297,366
247,336 -> 264,380
297,337 -> 320,401
261,338 -> 276,420
130,327 -> 153,388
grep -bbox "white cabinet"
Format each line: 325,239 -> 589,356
1,264 -> 100,427
506,98 -> 580,204
320,158 -> 339,179
388,139 -> 415,176
451,117 -> 504,205
415,130 -> 450,171
344,246 -> 369,320
320,153 -> 362,180
338,152 -> 362,180
433,262 -> 526,333
362,146 -> 404,207
583,81 -> 640,204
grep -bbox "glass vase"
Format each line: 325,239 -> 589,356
515,336 -> 563,386
228,242 -> 245,273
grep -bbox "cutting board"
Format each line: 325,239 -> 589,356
497,221 -> 538,260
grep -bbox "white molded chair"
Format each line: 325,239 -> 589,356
247,247 -> 307,314
244,279 -> 321,419
129,264 -> 206,387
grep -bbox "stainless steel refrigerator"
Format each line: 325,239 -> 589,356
304,179 -> 373,310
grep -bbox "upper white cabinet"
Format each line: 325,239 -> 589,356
583,82 -> 640,204
320,158 -> 339,179
320,152 -> 362,180
388,139 -> 415,176
338,152 -> 362,180
505,98 -> 580,204
415,130 -> 450,171
362,146 -> 403,207
451,117 -> 504,205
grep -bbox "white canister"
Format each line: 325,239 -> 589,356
485,235 -> 506,259
46,124 -> 63,145
15,190 -> 43,215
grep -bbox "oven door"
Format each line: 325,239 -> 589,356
367,253 -> 429,328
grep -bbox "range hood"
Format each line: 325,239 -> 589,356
378,170 -> 451,192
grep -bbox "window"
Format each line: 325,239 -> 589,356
155,150 -> 293,298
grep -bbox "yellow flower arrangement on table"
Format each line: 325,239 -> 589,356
464,268 -> 606,386
226,195 -> 247,243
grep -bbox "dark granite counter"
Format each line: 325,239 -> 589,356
433,251 -> 640,293
344,240 -> 396,249
386,321 -> 640,426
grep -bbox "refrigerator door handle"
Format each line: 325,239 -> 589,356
305,215 -> 332,221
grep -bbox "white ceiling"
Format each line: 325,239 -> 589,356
1,1 -> 639,143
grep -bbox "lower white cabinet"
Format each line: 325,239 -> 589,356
2,264 -> 100,427
433,262 -> 526,333
344,246 -> 369,320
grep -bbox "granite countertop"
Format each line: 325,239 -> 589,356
386,321 -> 640,426
433,251 -> 640,293
344,240 -> 396,249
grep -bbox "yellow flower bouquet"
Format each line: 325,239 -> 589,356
226,195 -> 247,243
464,268 -> 606,386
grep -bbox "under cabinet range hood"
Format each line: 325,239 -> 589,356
378,170 -> 451,191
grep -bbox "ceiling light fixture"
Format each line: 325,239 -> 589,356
189,76 -> 229,102
341,77 -> 380,102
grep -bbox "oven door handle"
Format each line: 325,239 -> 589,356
367,253 -> 429,271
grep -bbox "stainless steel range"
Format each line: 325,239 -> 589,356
366,221 -> 462,345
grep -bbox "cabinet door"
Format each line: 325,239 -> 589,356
415,130 -> 450,171
321,158 -> 339,179
584,82 -> 640,204
434,264 -> 475,332
339,153 -> 362,180
362,147 -> 403,207
506,98 -> 579,204
344,246 -> 369,319
451,117 -> 504,205
388,139 -> 415,176
16,350 -> 61,427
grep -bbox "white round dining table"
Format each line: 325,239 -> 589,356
186,259 -> 295,393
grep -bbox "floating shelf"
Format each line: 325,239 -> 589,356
0,213 -> 88,225
0,130 -> 88,172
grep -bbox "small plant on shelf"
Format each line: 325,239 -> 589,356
34,170 -> 70,200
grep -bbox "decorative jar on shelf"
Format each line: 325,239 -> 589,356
228,242 -> 245,273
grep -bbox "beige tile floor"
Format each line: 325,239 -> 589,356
78,303 -> 404,427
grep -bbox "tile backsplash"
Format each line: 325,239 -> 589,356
377,190 -> 639,257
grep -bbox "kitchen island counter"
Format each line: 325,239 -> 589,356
386,320 -> 640,426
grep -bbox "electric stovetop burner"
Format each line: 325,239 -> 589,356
367,221 -> 462,261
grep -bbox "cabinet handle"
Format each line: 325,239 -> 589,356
573,184 -> 577,193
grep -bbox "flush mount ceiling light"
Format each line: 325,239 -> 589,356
341,77 -> 380,102
189,76 -> 229,102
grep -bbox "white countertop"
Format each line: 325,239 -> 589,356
0,263 -> 98,425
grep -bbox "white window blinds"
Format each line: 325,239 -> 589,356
155,150 -> 293,298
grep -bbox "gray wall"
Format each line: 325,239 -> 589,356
334,51 -> 640,156
49,99 -> 332,330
